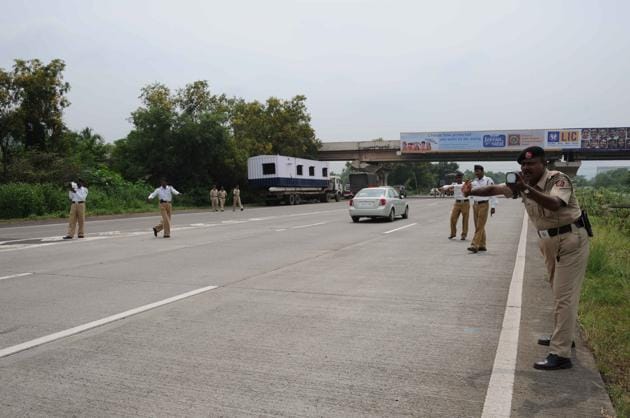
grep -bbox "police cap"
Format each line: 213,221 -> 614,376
517,146 -> 545,164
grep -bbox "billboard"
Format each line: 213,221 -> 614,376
400,127 -> 630,153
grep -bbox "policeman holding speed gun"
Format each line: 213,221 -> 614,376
462,146 -> 592,370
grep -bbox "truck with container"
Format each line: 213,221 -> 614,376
348,172 -> 379,196
248,155 -> 342,205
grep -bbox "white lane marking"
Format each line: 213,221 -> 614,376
383,223 -> 417,234
0,209 -> 346,252
481,211 -> 528,418
0,284 -> 219,359
291,222 -> 327,229
0,272 -> 33,281
275,228 -> 287,232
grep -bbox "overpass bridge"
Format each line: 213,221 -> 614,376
318,139 -> 630,176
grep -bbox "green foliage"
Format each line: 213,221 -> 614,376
578,189 -> 630,416
591,168 -> 630,190
0,183 -> 66,218
0,59 -> 70,180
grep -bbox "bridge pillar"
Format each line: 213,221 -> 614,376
549,161 -> 581,177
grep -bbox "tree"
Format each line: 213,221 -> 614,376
0,59 -> 70,180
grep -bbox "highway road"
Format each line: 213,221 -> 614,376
0,198 -> 614,417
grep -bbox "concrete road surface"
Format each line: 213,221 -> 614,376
0,199 -> 614,417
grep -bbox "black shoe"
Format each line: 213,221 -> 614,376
78,235 -> 84,238
240,208 -> 244,211
467,246 -> 478,253
533,353 -> 572,370
153,227 -> 158,237
62,235 -> 72,240
460,237 -> 466,240
163,235 -> 170,238
538,336 -> 576,348
478,247 -> 487,251
448,235 -> 455,239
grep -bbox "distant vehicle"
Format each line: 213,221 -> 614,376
393,185 -> 407,198
248,155 -> 342,205
348,186 -> 409,223
348,172 -> 379,196
342,183 -> 353,199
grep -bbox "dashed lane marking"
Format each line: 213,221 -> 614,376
0,284 -> 219,359
0,272 -> 33,281
383,223 -> 417,234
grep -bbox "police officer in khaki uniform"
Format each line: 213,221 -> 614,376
210,185 -> 219,212
232,185 -> 243,211
441,171 -> 470,240
463,146 -> 589,370
468,165 -> 497,253
218,186 -> 227,211
63,179 -> 88,239
148,178 -> 181,238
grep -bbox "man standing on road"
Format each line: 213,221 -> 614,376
148,178 -> 181,238
441,171 -> 470,240
210,185 -> 219,212
63,179 -> 88,240
468,165 -> 497,253
232,185 -> 244,211
463,146 -> 590,370
218,186 -> 227,212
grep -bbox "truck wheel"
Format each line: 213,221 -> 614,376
295,194 -> 301,205
388,209 -> 395,222
289,194 -> 296,205
402,206 -> 409,219
335,193 -> 340,202
351,216 -> 360,223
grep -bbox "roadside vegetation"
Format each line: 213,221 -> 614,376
577,186 -> 630,417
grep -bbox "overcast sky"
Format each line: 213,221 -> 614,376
2,0 -> 629,177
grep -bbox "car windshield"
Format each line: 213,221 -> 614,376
356,189 -> 386,198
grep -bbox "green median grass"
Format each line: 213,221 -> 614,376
578,189 -> 630,417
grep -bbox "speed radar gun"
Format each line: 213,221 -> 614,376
504,172 -> 593,237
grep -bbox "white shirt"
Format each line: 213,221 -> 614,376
471,176 -> 498,208
148,185 -> 180,202
448,182 -> 468,200
68,186 -> 88,202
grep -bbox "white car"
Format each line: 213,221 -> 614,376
348,186 -> 409,223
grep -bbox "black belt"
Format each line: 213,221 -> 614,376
160,200 -> 171,203
539,218 -> 585,238
72,201 -> 85,204
474,201 -> 489,205
455,199 -> 469,203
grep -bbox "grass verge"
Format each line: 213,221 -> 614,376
579,217 -> 630,417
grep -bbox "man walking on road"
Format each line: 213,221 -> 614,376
218,186 -> 227,211
441,171 -> 469,240
148,178 -> 181,238
463,146 -> 590,370
63,179 -> 88,240
210,185 -> 219,212
468,165 -> 497,253
232,185 -> 244,211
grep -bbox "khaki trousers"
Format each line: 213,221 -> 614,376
67,202 -> 86,237
155,202 -> 172,237
538,227 -> 589,358
233,196 -> 242,211
219,198 -> 225,211
450,201 -> 470,238
211,197 -> 218,211
472,202 -> 489,248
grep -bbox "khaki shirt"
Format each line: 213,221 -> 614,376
233,188 -> 240,197
520,169 -> 582,230
218,190 -> 227,199
210,189 -> 218,198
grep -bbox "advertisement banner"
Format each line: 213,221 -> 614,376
400,127 -> 630,153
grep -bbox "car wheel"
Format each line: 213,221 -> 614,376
351,216 -> 360,223
388,208 -> 395,222
402,206 -> 409,219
